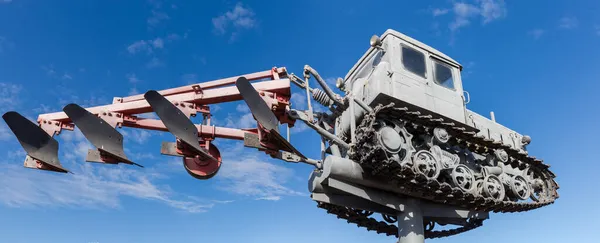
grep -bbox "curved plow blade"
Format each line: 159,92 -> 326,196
1,111 -> 69,173
235,77 -> 306,158
62,103 -> 142,167
235,76 -> 279,132
144,90 -> 217,163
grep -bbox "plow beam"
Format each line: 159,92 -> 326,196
37,79 -> 291,123
121,67 -> 287,103
2,112 -> 69,173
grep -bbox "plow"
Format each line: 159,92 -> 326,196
2,29 -> 559,243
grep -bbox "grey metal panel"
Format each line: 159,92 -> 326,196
367,93 -> 478,133
321,177 -> 488,220
326,177 -> 405,212
311,193 -> 399,216
466,109 -> 525,151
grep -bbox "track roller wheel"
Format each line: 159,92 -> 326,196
412,150 -> 441,180
451,165 -> 475,192
482,175 -> 506,202
183,143 -> 222,180
509,175 -> 531,200
523,167 -> 549,202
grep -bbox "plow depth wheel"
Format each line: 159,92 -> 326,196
183,143 -> 222,180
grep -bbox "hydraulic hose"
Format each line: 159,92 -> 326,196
304,65 -> 345,107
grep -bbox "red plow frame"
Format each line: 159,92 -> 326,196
3,67 -> 316,179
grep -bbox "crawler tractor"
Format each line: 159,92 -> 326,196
2,29 -> 558,243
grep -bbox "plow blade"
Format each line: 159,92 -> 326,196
144,90 -> 217,163
235,77 -> 306,158
62,103 -> 141,167
235,76 -> 279,132
2,111 -> 69,173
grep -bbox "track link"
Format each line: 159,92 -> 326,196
314,102 -> 558,238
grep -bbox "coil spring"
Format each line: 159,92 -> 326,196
312,88 -> 333,107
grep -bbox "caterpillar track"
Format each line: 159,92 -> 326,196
314,102 -> 559,238
316,202 -> 485,239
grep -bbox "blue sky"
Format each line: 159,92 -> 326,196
0,0 -> 599,242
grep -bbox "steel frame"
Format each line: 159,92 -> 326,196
16,67 -> 298,172
36,67 -> 290,139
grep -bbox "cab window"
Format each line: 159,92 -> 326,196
401,45 -> 426,78
432,59 -> 455,90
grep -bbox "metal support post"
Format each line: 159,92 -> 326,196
397,198 -> 424,243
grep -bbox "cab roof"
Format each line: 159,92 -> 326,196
382,29 -> 462,70
344,29 -> 462,82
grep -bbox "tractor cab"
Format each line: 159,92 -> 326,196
340,29 -> 468,125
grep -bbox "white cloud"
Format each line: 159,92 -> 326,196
0,82 -> 22,111
127,40 -> 152,54
450,2 -> 481,31
558,16 -> 578,29
528,29 -> 545,39
121,129 -> 153,145
0,36 -> 15,53
0,123 -> 11,141
225,112 -> 256,128
146,57 -> 164,68
478,0 -> 507,23
0,162 -> 220,213
61,73 -> 73,80
0,130 -> 226,213
434,0 -> 506,32
152,37 -> 164,49
290,122 -> 310,134
216,144 -> 305,200
32,104 -> 55,114
290,93 -> 306,109
211,104 -> 222,112
42,64 -> 56,76
236,103 -> 250,113
256,196 -> 281,201
146,0 -> 169,28
128,87 -> 139,96
432,8 -> 449,17
126,73 -> 141,83
212,2 -> 257,41
148,10 -> 169,27
167,33 -> 181,41
182,73 -> 198,84
126,37 -> 166,55
41,65 -> 74,80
